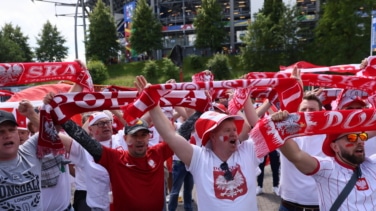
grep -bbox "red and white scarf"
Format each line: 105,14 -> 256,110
250,109 -> 376,158
38,90 -> 211,156
0,62 -> 94,91
227,78 -> 303,114
280,57 -> 376,77
124,78 -> 303,123
0,90 -> 14,97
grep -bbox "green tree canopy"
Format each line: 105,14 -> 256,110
240,2 -> 301,71
193,0 -> 226,53
130,0 -> 163,58
35,21 -> 68,62
0,23 -> 33,62
86,0 -> 121,63
312,0 -> 374,65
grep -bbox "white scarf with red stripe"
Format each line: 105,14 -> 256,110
250,108 -> 376,158
124,78 -> 303,123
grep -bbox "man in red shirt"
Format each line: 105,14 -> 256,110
47,98 -> 174,211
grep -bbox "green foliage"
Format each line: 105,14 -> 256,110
0,23 -> 33,62
193,0 -> 226,52
86,0 -> 121,64
35,21 -> 68,62
130,0 -> 163,57
142,60 -> 160,83
161,58 -> 180,82
104,56 -> 241,86
188,54 -> 204,69
0,33 -> 25,62
240,2 -> 302,72
87,60 -> 109,84
312,0 -> 373,65
259,0 -> 286,23
206,53 -> 231,80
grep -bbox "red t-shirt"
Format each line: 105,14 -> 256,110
99,142 -> 173,211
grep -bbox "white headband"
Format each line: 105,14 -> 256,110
88,112 -> 110,126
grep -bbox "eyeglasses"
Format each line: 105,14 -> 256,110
334,132 -> 368,143
92,120 -> 112,127
220,162 -> 234,181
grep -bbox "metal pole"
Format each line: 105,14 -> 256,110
230,0 -> 234,51
371,11 -> 375,56
82,0 -> 87,60
74,0 -> 79,59
182,0 -> 186,47
109,0 -> 114,17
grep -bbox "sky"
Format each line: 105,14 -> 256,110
0,0 -> 292,63
1,0 -> 86,62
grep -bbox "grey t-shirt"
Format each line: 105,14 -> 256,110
0,134 -> 42,211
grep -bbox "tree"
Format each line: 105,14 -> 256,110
35,21 -> 68,62
130,0 -> 163,58
259,0 -> 286,24
311,0 -> 374,65
240,1 -> 301,71
0,23 -> 33,62
193,0 -> 226,54
86,0 -> 120,64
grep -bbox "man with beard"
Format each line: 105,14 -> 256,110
272,110 -> 376,210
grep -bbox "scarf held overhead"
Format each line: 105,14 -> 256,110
227,78 -> 303,115
124,78 -> 303,123
38,90 -> 213,157
250,109 -> 376,158
0,62 -> 94,91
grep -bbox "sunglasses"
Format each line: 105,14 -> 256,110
333,132 -> 368,143
220,162 -> 234,181
92,120 -> 112,127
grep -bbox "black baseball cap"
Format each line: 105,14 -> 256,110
0,110 -> 18,126
125,119 -> 150,135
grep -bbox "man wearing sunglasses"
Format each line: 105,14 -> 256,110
334,88 -> 376,157
272,109 -> 376,211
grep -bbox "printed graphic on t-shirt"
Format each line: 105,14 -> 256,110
148,159 -> 156,168
356,178 -> 369,191
213,164 -> 247,200
0,171 -> 41,210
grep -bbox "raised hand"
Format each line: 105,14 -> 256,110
43,92 -> 56,105
134,75 -> 150,94
18,100 -> 36,118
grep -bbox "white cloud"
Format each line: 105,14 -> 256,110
0,0 -> 86,62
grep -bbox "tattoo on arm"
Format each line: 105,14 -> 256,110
62,120 -> 103,161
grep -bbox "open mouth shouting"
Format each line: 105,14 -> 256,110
3,141 -> 15,147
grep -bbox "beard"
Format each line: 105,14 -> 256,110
339,147 -> 365,165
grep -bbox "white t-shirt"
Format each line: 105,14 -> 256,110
312,155 -> 376,211
42,170 -> 71,210
69,137 -> 126,211
279,134 -> 325,205
187,140 -> 262,211
365,136 -> 376,156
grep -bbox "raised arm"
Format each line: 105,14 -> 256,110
237,96 -> 260,141
61,120 -> 103,162
18,100 -> 40,130
272,110 -> 318,174
135,76 -> 194,166
43,92 -> 103,162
